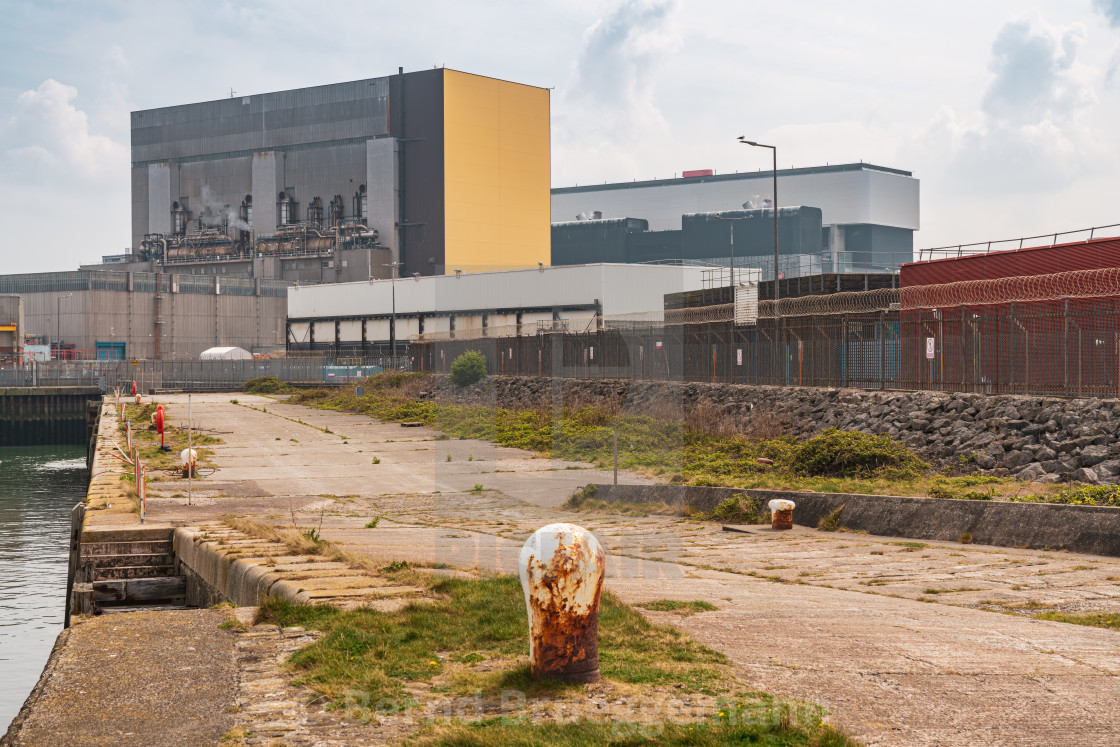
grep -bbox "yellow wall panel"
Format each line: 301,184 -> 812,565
443,70 -> 550,273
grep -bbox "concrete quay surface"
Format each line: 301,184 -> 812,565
14,392 -> 1120,746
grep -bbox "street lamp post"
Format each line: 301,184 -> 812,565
384,261 -> 402,364
737,138 -> 779,302
738,137 -> 780,384
57,293 -> 73,360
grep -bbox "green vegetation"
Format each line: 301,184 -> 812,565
244,375 -> 296,394
410,711 -> 856,746
1033,611 -> 1120,630
449,350 -> 488,387
792,428 -> 927,478
927,474 -> 1004,500
636,599 -> 719,615
290,375 -> 936,497
259,575 -> 730,704
1011,484 -> 1120,507
365,518 -> 380,529
121,402 -> 220,474
686,494 -> 769,524
817,506 -> 845,532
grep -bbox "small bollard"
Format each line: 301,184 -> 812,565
518,523 -> 605,683
181,447 -> 198,478
768,499 -> 796,530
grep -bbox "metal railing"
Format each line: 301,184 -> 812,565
0,355 -> 412,392
914,223 -> 1120,262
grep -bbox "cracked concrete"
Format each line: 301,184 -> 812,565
125,393 -> 1120,745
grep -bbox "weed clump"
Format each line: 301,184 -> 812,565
1011,484 -> 1120,507
793,428 -> 927,478
687,494 -> 768,524
244,376 -> 294,394
817,505 -> 845,531
449,350 -> 488,387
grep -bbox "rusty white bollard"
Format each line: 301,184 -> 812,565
181,448 -> 198,479
768,499 -> 796,530
519,523 -> 606,683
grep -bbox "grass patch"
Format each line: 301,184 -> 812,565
410,711 -> 857,746
563,487 -> 677,516
1033,611 -> 1120,630
121,402 -> 220,473
259,575 -> 732,706
889,541 -> 928,549
927,474 -> 1005,501
685,494 -> 769,524
1011,484 -> 1120,507
636,600 -> 719,615
289,374 -> 936,496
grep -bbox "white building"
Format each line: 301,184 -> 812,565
286,263 -> 720,352
551,163 -> 919,267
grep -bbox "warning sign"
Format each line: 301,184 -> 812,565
925,337 -> 935,359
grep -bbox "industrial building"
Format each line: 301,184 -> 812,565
0,271 -> 287,360
0,295 -> 23,363
550,163 -> 919,275
121,67 -> 550,282
286,264 -> 714,354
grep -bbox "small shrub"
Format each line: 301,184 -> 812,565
960,532 -> 973,544
818,505 -> 845,532
471,483 -> 484,492
365,518 -> 380,528
230,399 -> 239,405
691,494 -> 767,524
382,560 -> 410,572
244,376 -> 293,394
449,350 -> 488,387
793,428 -> 928,478
371,456 -> 381,464
446,453 -> 452,462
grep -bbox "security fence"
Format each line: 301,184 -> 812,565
412,298 -> 1120,399
0,355 -> 411,393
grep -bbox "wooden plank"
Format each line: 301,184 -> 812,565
64,502 -> 86,628
82,553 -> 174,569
81,540 -> 173,556
91,576 -> 186,603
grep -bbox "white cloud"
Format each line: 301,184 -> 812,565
915,18 -> 1101,195
3,79 -> 127,182
553,0 -> 682,182
1094,0 -> 1120,27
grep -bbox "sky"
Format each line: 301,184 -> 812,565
1,0 -> 1119,272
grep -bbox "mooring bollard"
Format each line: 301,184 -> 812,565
181,448 -> 198,478
768,499 -> 796,530
518,523 -> 606,683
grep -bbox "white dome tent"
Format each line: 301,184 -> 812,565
199,346 -> 252,360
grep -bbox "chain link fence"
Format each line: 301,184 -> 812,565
412,298 -> 1120,399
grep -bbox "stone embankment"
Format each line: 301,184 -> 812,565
424,375 -> 1120,485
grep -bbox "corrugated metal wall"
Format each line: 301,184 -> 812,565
902,238 -> 1120,286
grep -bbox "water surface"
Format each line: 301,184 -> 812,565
0,445 -> 87,732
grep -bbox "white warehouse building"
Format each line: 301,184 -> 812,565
285,264 -> 718,354
550,163 -> 920,272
